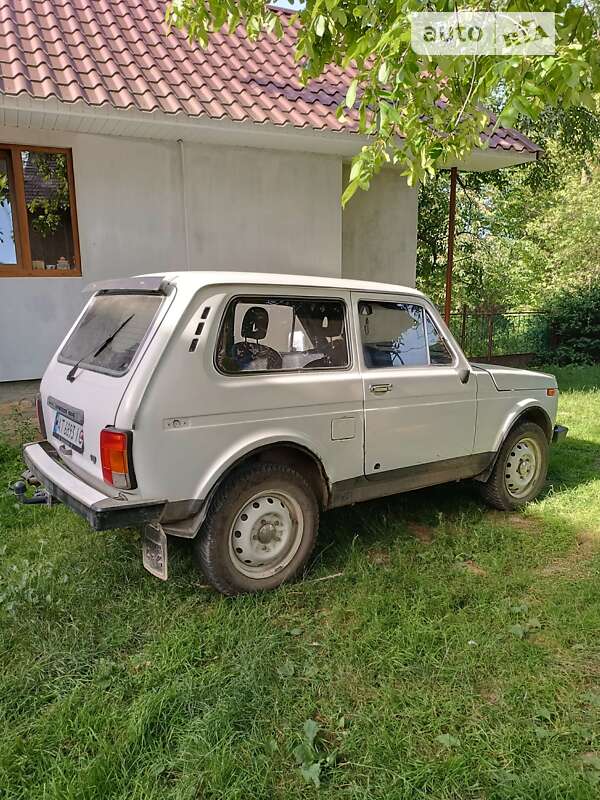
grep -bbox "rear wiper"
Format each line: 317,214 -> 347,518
66,314 -> 135,383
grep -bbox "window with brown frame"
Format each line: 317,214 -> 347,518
0,145 -> 81,277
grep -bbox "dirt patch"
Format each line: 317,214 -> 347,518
407,522 -> 434,544
367,548 -> 391,567
488,510 -> 542,533
538,530 -> 599,578
479,688 -> 500,705
458,560 -> 488,577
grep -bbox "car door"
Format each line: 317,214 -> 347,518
352,292 -> 477,477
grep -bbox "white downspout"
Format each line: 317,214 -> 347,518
178,139 -> 191,269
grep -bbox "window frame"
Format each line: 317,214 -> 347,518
214,293 -> 353,376
424,309 -> 456,367
0,143 -> 81,278
357,297 -> 459,370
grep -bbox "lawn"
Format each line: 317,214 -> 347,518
0,366 -> 599,800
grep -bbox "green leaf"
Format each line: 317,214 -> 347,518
289,627 -> 303,637
315,15 -> 326,37
345,78 -> 358,109
509,624 -> 526,639
277,660 -> 295,678
377,61 -> 389,84
303,719 -> 320,747
435,733 -> 460,749
511,602 -> 529,614
300,761 -> 322,787
293,742 -> 314,766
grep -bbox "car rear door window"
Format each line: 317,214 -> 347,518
216,297 -> 349,373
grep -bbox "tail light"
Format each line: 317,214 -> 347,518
36,394 -> 47,438
100,428 -> 137,489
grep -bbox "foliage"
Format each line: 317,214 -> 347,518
24,152 -> 70,239
167,0 -> 600,201
539,281 -> 600,364
292,718 -> 336,787
417,107 -> 600,311
528,164 -> 600,288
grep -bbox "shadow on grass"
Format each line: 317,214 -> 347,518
310,435 -> 598,576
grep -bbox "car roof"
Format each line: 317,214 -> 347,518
144,270 -> 426,298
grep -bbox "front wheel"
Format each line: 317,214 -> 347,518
479,421 -> 549,511
194,462 -> 319,595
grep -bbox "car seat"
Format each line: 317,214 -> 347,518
231,306 -> 283,370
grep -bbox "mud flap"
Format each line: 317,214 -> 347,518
142,523 -> 168,581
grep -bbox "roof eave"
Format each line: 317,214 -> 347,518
0,93 -> 538,171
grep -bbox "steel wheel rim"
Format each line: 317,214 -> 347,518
228,490 -> 304,579
504,436 -> 542,498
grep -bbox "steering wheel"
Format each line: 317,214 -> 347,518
232,341 -> 283,370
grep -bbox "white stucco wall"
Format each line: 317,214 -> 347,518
0,128 -> 344,380
0,125 -> 417,381
341,165 -> 418,287
184,144 -> 342,275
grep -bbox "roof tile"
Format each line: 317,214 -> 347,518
0,0 -> 540,155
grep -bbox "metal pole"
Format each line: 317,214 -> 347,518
444,167 -> 458,324
487,313 -> 494,360
460,304 -> 468,349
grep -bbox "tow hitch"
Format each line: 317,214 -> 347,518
12,470 -> 58,506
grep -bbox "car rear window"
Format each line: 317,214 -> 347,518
58,292 -> 163,376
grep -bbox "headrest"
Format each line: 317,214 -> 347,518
241,306 -> 269,340
320,305 -> 344,337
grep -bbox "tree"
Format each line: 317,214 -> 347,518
167,0 -> 600,202
528,164 -> 600,288
416,104 -> 600,310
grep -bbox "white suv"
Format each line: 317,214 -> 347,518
23,272 -> 567,595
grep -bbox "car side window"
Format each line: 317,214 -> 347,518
425,312 -> 454,365
359,300 -> 428,368
216,297 -> 349,373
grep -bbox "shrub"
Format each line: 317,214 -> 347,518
540,282 -> 600,365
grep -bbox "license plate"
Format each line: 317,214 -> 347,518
53,412 -> 84,452
142,524 -> 168,581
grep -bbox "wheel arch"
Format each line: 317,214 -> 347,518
203,438 -> 330,511
474,403 -> 552,483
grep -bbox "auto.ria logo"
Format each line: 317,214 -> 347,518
411,12 -> 556,56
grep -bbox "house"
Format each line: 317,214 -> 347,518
0,0 -> 540,382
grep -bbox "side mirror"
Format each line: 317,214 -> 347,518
458,366 -> 471,384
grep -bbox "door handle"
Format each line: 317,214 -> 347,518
369,383 -> 393,394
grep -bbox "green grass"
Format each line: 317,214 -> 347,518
0,366 -> 599,799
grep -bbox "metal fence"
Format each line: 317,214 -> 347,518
448,308 -> 550,363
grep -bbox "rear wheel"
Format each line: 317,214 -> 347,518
479,421 -> 549,511
194,462 -> 319,595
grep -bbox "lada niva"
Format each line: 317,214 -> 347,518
22,272 -> 567,595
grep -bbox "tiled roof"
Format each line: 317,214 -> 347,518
0,0 -> 540,155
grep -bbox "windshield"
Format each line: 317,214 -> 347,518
58,292 -> 163,376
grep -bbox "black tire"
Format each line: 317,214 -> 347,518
194,462 -> 319,596
479,421 -> 549,511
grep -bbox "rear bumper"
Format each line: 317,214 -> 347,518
552,424 -> 568,443
23,440 -> 165,531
